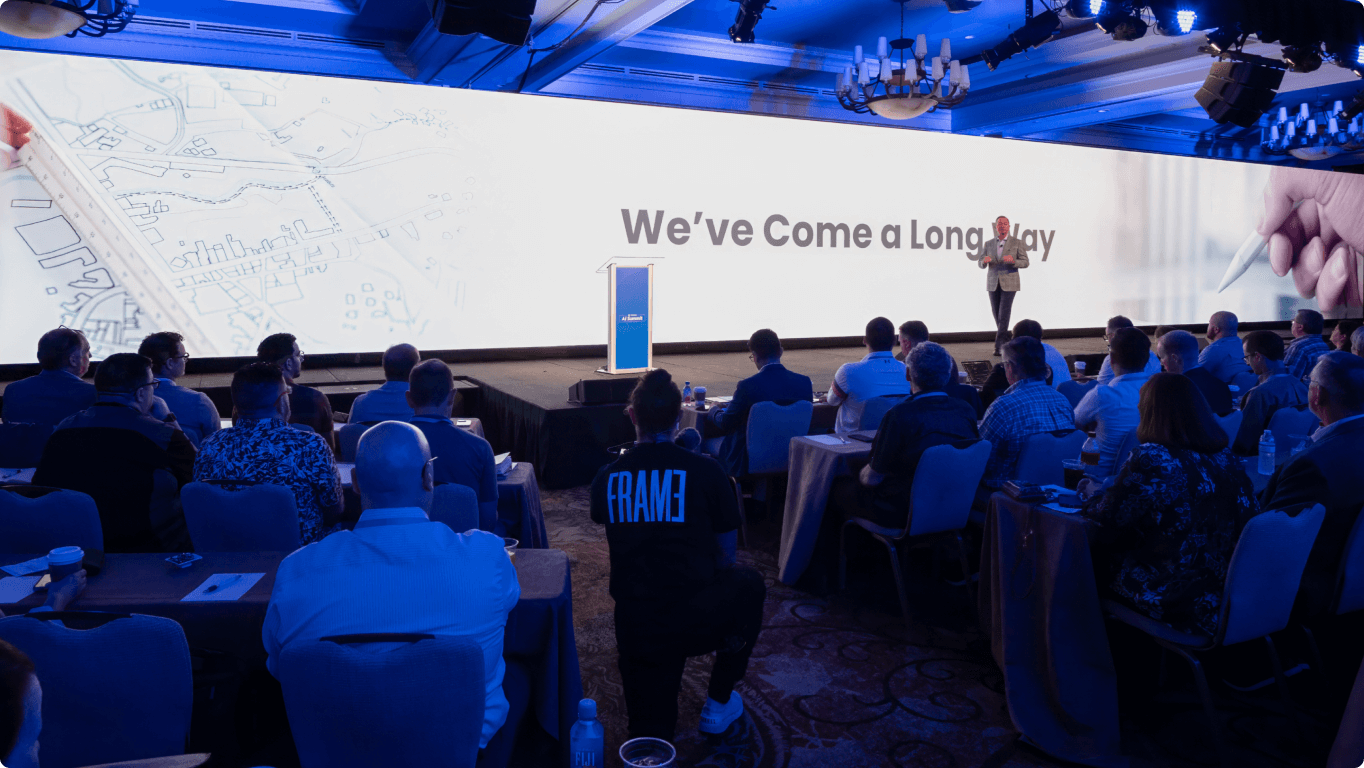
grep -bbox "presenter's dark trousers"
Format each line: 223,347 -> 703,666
989,286 -> 1016,349
614,566 -> 766,740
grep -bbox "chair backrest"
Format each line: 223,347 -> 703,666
906,440 -> 993,537
1219,504 -> 1325,646
181,481 -> 301,552
1112,429 -> 1139,475
0,422 -> 54,468
1267,405 -> 1319,456
337,422 -> 373,463
745,400 -> 814,476
1231,369 -> 1260,397
290,422 -> 315,433
1013,429 -> 1085,486
279,634 -> 484,768
1334,505 -> 1364,615
858,394 -> 906,431
431,483 -> 480,533
0,613 -> 193,768
1213,410 -> 1243,445
1057,379 -> 1097,410
0,485 -> 103,552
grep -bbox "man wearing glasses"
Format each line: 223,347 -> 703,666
139,331 -> 222,448
33,353 -> 196,552
1231,330 -> 1309,455
257,332 -> 337,451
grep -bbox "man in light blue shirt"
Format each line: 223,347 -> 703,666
349,344 -> 421,424
1075,327 -> 1154,476
1199,311 -> 1258,392
1096,315 -> 1160,385
827,317 -> 912,434
262,422 -> 519,749
2,327 -> 95,427
139,331 -> 220,448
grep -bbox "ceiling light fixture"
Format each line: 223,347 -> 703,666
1282,45 -> 1323,73
728,0 -> 770,44
942,0 -> 982,12
0,0 -> 137,39
835,0 -> 969,121
981,9 -> 1061,70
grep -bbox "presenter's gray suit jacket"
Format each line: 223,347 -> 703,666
968,235 -> 1029,291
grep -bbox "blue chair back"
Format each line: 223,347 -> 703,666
906,440 -> 992,537
279,634 -> 484,768
1013,429 -> 1085,486
1335,505 -> 1364,615
858,394 -> 906,431
1267,406 -> 1319,457
1112,429 -> 1139,476
0,422 -> 53,468
432,483 -> 480,533
0,485 -> 103,552
1213,410 -> 1243,445
1219,504 -> 1324,646
337,422 -> 373,463
182,480 -> 301,552
745,400 -> 813,476
0,613 -> 192,768
1057,379 -> 1097,410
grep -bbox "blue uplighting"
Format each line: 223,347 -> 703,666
1176,9 -> 1197,34
1357,44 -> 1364,65
1089,0 -> 1104,16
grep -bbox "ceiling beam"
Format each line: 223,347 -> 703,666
617,27 -> 853,74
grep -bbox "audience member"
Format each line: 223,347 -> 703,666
826,318 -> 911,435
831,342 -> 979,529
1155,329 -> 1232,416
590,370 -> 764,740
1,328 -> 94,427
1075,327 -> 1155,477
406,359 -> 499,528
257,333 -> 335,449
1078,373 -> 1256,636
350,344 -> 421,424
899,321 -> 982,417
1199,311 -> 1256,391
1232,330 -> 1309,455
1353,325 -> 1364,358
1284,309 -> 1330,382
138,331 -> 221,448
1153,325 -> 1175,339
33,353 -> 194,552
1331,320 -> 1360,352
1260,352 -> 1364,617
977,337 -> 1076,504
195,363 -> 343,545
979,319 -> 1068,406
1096,316 -> 1161,385
0,638 -> 38,768
704,329 -> 813,476
895,320 -> 928,362
263,422 -> 519,750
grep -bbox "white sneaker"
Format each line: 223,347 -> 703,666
698,691 -> 744,734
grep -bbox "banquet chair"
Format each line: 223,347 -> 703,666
1013,429 -> 1085,487
0,612 -> 193,768
0,485 -> 103,553
182,480 -> 301,552
431,482 -> 482,533
1213,410 -> 1243,445
1111,429 -> 1139,477
858,394 -> 906,431
1102,504 -> 1325,767
0,421 -> 53,468
1057,379 -> 1097,410
290,422 -> 315,433
73,756 -> 211,768
1332,506 -> 1364,616
743,400 -> 814,512
1268,406 -> 1319,457
279,633 -> 484,768
838,439 -> 992,635
336,422 -> 375,463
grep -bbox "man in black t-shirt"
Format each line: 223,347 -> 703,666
590,369 -> 766,741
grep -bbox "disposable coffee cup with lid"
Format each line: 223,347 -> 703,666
48,546 -> 84,582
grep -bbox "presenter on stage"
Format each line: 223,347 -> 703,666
967,216 -> 1029,356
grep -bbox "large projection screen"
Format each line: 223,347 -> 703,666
0,49 -> 1357,364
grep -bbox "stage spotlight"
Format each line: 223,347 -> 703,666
1282,45 -> 1323,73
1204,26 -> 1241,54
728,0 -> 769,44
981,9 -> 1060,70
1065,0 -> 1099,18
943,0 -> 983,12
1177,9 -> 1196,33
1358,44 -> 1364,66
1100,12 -> 1147,41
1195,55 -> 1286,128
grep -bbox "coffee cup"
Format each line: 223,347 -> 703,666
47,546 -> 84,582
1074,361 -> 1087,376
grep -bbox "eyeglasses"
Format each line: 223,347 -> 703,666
170,353 -> 191,361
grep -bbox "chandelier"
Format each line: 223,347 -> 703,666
836,0 -> 970,121
0,0 -> 137,40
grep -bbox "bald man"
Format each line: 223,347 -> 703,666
349,343 -> 421,424
262,422 -> 521,752
1199,311 -> 1257,392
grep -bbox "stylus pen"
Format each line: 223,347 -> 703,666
1217,200 -> 1304,293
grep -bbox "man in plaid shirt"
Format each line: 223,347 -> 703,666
977,336 -> 1076,505
1284,309 -> 1331,383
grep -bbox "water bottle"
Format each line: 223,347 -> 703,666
1258,431 -> 1276,475
681,381 -> 693,404
570,698 -> 604,767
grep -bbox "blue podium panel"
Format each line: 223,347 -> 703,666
608,264 -> 652,374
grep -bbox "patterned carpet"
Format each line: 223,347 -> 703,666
540,486 -> 1358,768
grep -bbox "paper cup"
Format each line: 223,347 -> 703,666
503,537 -> 519,563
47,546 -> 83,582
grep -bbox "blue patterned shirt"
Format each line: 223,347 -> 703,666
979,378 -> 1076,488
194,417 -> 342,544
1284,335 -> 1331,382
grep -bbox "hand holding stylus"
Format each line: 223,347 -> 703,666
1257,167 -> 1364,310
1,102 -> 34,165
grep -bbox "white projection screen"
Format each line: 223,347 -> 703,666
0,49 -> 1358,364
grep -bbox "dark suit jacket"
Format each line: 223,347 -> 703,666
1184,366 -> 1233,417
706,363 -> 814,476
1259,416 -> 1364,617
1,369 -> 97,427
33,402 -> 196,553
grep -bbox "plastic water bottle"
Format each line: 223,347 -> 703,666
570,698 -> 604,767
1258,431 -> 1276,475
681,381 -> 693,404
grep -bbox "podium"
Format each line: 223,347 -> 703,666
603,263 -> 653,374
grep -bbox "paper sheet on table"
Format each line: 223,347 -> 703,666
0,576 -> 41,604
1,556 -> 47,577
337,463 -> 354,487
806,434 -> 847,446
181,573 -> 265,602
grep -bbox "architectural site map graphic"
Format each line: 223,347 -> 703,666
0,54 -> 489,360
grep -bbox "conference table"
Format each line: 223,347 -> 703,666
777,433 -> 874,587
678,400 -> 839,438
0,548 -> 583,764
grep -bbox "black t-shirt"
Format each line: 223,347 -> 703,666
589,441 -> 742,602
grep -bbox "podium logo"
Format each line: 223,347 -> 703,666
619,314 -> 644,322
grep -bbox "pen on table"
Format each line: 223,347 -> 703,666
204,574 -> 243,594
1217,200 -> 1304,293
